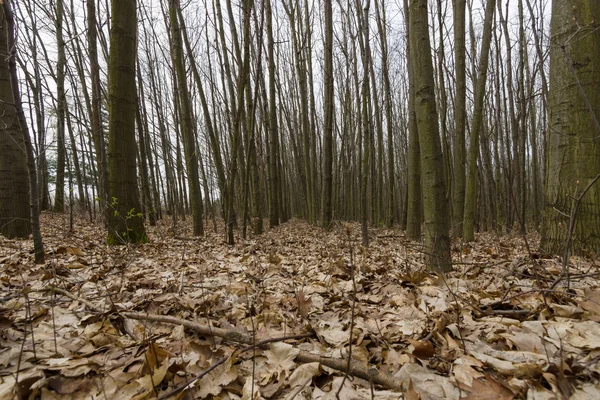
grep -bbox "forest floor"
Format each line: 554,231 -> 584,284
1,214 -> 600,399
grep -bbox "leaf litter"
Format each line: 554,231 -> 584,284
1,215 -> 600,399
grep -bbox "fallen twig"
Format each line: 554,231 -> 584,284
46,285 -> 404,393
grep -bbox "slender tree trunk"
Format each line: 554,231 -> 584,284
404,0 -> 422,241
321,0 -> 334,229
87,0 -> 108,221
266,0 -> 280,229
463,0 -> 496,242
409,0 -> 451,272
54,0 -> 66,212
226,0 -> 254,245
359,0 -> 372,247
375,0 -> 395,227
169,0 -> 203,236
452,0 -> 467,236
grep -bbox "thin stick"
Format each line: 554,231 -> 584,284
338,233 -> 357,398
551,173 -> 600,290
46,285 -> 403,391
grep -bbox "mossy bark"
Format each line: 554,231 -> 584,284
409,0 -> 451,272
0,3 -> 31,239
541,0 -> 600,256
106,0 -> 146,244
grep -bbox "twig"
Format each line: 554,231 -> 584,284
246,288 -> 256,399
46,285 -> 403,392
337,244 -> 357,399
551,173 -> 600,291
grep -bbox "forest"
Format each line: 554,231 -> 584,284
1,0 -> 600,398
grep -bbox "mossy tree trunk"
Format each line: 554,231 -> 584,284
106,0 -> 146,244
541,0 -> 600,256
3,0 -> 44,262
0,2 -> 31,239
409,0 -> 451,272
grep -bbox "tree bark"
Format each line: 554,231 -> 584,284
409,0 -> 451,272
106,0 -> 146,244
404,0 -> 422,242
169,0 -> 203,236
463,0 -> 496,242
452,0 -> 466,236
0,2 -> 30,239
321,0 -> 334,229
3,0 -> 44,262
541,0 -> 600,256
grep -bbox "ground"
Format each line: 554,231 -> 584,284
1,214 -> 600,399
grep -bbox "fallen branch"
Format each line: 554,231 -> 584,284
46,285 -> 403,393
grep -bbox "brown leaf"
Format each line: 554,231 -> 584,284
297,291 -> 312,318
55,246 -> 85,256
462,375 -> 514,400
407,339 -> 435,359
579,288 -> 600,321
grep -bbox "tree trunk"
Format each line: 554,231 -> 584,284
106,0 -> 146,244
3,0 -> 44,262
541,0 -> 600,256
409,0 -> 451,272
404,0 -> 422,241
169,0 -> 203,236
0,2 -> 31,239
452,0 -> 466,236
266,0 -> 280,229
54,0 -> 66,213
359,0 -> 372,247
321,0 -> 334,229
463,0 -> 496,242
375,0 -> 395,227
87,0 -> 108,221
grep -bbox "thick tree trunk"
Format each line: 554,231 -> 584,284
0,2 -> 31,239
3,0 -> 44,262
106,0 -> 146,244
541,0 -> 600,256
